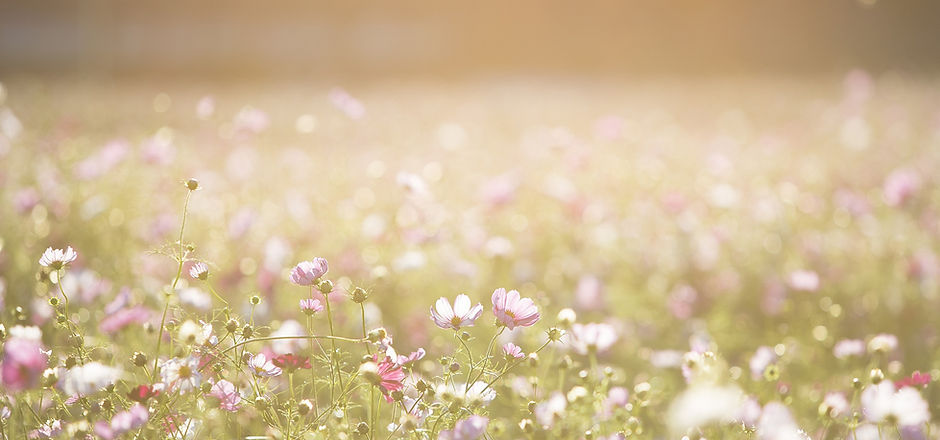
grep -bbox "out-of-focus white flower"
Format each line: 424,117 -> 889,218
667,385 -> 743,434
59,362 -> 123,396
833,339 -> 866,359
867,334 -> 898,354
8,325 -> 42,341
787,270 -> 819,292
757,402 -> 810,440
177,320 -> 211,345
821,392 -> 849,418
177,287 -> 211,311
569,322 -> 618,355
861,381 -> 930,427
534,392 -> 567,428
270,320 -> 308,354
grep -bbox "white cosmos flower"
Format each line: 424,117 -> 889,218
667,385 -> 743,434
58,362 -> 122,396
39,246 -> 78,270
160,357 -> 202,394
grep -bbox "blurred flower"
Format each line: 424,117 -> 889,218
127,384 -> 160,403
895,371 -> 931,389
247,353 -> 281,378
787,270 -> 819,292
99,306 -> 151,334
31,419 -> 62,439
270,320 -> 308,354
59,362 -> 122,396
491,288 -> 540,330
883,168 -> 921,206
575,275 -> 605,311
195,96 -> 214,119
534,392 -> 567,427
209,379 -> 241,412
395,348 -> 425,366
833,339 -> 866,360
667,385 -> 743,434
502,342 -> 524,359
289,258 -> 329,286
867,334 -> 898,354
0,335 -> 48,391
430,294 -> 483,330
861,381 -> 930,427
757,402 -> 809,440
361,355 -> 405,402
272,353 -> 311,372
329,87 -> 365,120
439,415 -> 488,440
233,106 -> 269,134
39,246 -> 77,270
177,287 -> 211,312
749,346 -> 778,380
569,322 -> 618,355
94,404 -> 149,440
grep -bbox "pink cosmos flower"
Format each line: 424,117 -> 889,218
833,339 -> 865,359
30,419 -> 62,439
883,168 -> 921,207
896,371 -> 931,389
209,379 -> 241,412
439,415 -> 489,440
289,258 -> 329,286
430,294 -> 483,330
361,355 -> 405,402
1,336 -> 48,392
299,298 -> 324,315
491,288 -> 540,329
396,348 -> 426,366
502,343 -> 524,360
99,306 -> 151,334
247,353 -> 282,377
39,246 -> 77,270
94,404 -> 149,439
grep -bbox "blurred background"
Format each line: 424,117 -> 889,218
2,0 -> 940,79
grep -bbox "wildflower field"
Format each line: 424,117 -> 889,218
0,74 -> 938,439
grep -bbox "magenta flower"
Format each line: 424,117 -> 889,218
289,258 -> 329,286
361,355 -> 406,402
491,288 -> 540,329
39,246 -> 77,270
0,336 -> 48,392
430,294 -> 483,330
439,415 -> 489,440
502,343 -> 524,360
299,298 -> 324,315
209,379 -> 241,412
247,353 -> 282,377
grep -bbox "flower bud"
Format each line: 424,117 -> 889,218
356,422 -> 369,435
225,319 -> 239,333
249,295 -> 261,305
351,287 -> 368,303
870,368 -> 885,384
132,352 -> 148,368
519,419 -> 535,433
298,399 -> 313,416
185,179 -> 199,191
317,279 -> 334,294
557,308 -> 577,326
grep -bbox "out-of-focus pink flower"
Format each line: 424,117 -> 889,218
299,298 -> 324,315
0,336 -> 48,392
491,288 -> 540,330
196,96 -> 215,119
896,371 -> 931,389
94,404 -> 149,439
749,346 -> 778,380
329,88 -> 365,120
479,174 -> 518,208
272,353 -> 311,372
787,270 -> 819,292
140,133 -> 175,165
883,168 -> 921,207
247,353 -> 282,377
534,392 -> 567,427
569,322 -> 618,355
99,306 -> 151,334
14,188 -> 40,214
833,339 -> 866,360
668,284 -> 698,319
593,115 -> 625,141
430,295 -> 483,330
502,342 -> 524,360
822,393 -> 849,418
868,334 -> 898,354
75,140 -> 129,180
575,275 -> 605,311
233,106 -> 269,134
30,419 -> 62,439
209,379 -> 241,412
39,246 -> 77,270
438,415 -> 489,440
289,258 -> 329,286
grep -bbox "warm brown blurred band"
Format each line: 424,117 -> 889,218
1,0 -> 940,78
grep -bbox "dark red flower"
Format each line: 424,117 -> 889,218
272,353 -> 311,372
895,371 -> 931,389
127,384 -> 160,402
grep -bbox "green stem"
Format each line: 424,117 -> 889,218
153,190 -> 192,377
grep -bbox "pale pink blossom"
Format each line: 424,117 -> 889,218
430,294 -> 483,330
569,322 -> 618,355
787,270 -> 819,292
491,288 -> 540,329
289,258 -> 329,286
247,353 -> 282,377
833,339 -> 865,359
94,404 -> 149,439
438,415 -> 488,440
502,342 -> 524,359
0,336 -> 48,391
210,379 -> 241,412
299,298 -> 324,315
